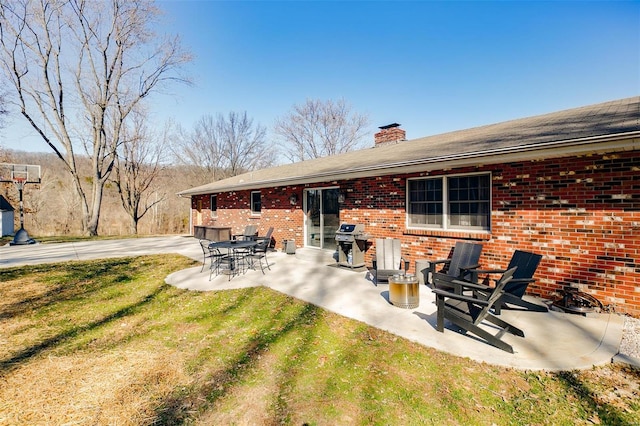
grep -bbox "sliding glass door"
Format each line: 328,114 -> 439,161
305,188 -> 340,249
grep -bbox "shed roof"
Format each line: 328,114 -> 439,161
178,96 -> 640,197
0,195 -> 14,211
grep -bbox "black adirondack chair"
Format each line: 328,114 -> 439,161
433,267 -> 524,353
427,241 -> 483,292
469,250 -> 546,314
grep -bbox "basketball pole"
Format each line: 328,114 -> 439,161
1,163 -> 40,245
10,177 -> 35,245
16,178 -> 24,229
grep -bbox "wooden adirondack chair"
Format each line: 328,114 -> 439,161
233,225 -> 258,241
373,238 -> 410,284
432,267 -> 524,353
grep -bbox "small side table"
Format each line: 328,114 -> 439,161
415,259 -> 431,286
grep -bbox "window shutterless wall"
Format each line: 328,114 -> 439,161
190,150 -> 640,316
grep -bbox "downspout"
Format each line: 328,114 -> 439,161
189,199 -> 193,236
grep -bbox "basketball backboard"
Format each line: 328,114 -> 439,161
0,163 -> 41,184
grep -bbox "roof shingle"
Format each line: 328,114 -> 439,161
179,96 -> 640,196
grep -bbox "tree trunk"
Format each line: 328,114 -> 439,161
87,183 -> 104,237
0,0 -> 191,237
129,216 -> 139,235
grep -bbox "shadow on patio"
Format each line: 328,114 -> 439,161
166,247 -> 624,371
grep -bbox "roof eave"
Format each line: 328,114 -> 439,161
178,131 -> 640,197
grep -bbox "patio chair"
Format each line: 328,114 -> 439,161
199,239 -> 225,273
427,241 -> 483,292
229,225 -> 259,274
372,238 -> 409,284
256,226 -> 274,247
233,224 -> 258,241
247,227 -> 274,274
433,267 -> 524,353
211,249 -> 239,281
202,244 -> 228,279
469,250 -> 546,314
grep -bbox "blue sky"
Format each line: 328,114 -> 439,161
2,0 -> 639,154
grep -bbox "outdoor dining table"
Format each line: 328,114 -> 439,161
209,240 -> 257,250
208,240 -> 258,277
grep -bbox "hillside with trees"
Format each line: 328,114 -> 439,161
1,149 -> 191,236
1,96 -> 372,238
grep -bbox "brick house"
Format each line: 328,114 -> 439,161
179,97 -> 640,316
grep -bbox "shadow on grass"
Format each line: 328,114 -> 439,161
269,307 -> 322,424
154,301 -> 321,424
0,259 -> 139,321
0,284 -> 169,374
555,369 -> 639,426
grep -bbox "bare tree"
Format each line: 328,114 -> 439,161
0,0 -> 191,235
112,109 -> 165,234
171,115 -> 226,186
172,111 -> 276,183
0,92 -> 7,126
273,98 -> 370,162
220,111 -> 275,176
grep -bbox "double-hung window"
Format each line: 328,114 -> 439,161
210,195 -> 217,218
408,173 -> 491,231
251,191 -> 262,215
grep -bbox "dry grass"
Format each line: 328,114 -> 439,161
1,350 -> 188,424
0,255 -> 638,425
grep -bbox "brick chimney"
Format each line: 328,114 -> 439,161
374,123 -> 406,146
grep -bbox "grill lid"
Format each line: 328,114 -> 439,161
336,223 -> 364,234
335,223 -> 371,241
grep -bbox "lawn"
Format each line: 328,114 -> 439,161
0,254 -> 638,425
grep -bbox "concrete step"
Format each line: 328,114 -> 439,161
292,247 -> 337,264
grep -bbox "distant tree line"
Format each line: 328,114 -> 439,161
1,149 -> 191,236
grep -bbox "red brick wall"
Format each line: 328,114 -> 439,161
191,150 -> 640,316
487,152 -> 640,316
192,186 -> 306,249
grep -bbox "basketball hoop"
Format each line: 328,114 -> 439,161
11,169 -> 29,189
2,164 -> 40,245
13,177 -> 26,191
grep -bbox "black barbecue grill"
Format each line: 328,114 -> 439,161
335,223 -> 371,268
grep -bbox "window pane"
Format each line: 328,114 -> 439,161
448,175 -> 490,230
251,191 -> 261,213
408,178 -> 443,227
210,195 -> 217,217
409,174 -> 489,230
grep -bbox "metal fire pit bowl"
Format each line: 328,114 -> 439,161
551,287 -> 604,315
389,273 -> 419,309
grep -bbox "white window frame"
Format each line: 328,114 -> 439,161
406,172 -> 491,232
250,191 -> 262,215
303,186 -> 340,249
